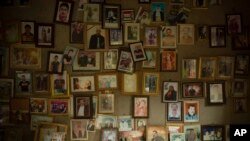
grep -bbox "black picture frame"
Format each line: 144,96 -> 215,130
74,95 -> 93,119
234,54 -> 249,76
231,26 -> 250,50
209,25 -> 226,48
70,21 -> 84,44
35,23 -> 55,48
54,0 -> 74,24
102,4 -> 121,29
47,51 -> 64,74
206,81 -> 226,105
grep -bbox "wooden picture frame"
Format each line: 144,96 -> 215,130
54,0 -> 74,24
15,71 -> 32,97
20,20 -> 35,43
10,98 -> 30,124
30,98 -> 48,114
184,124 -> 201,141
234,54 -> 249,75
177,24 -> 195,45
147,125 -> 167,141
51,71 -> 69,97
142,72 -> 160,95
216,56 -> 234,79
118,115 -> 133,131
100,128 -> 118,141
132,96 -> 149,118
70,75 -> 95,93
182,82 -> 203,98
198,57 -> 217,80
161,50 -> 177,72
117,50 -> 134,73
109,27 -> 124,46
0,47 -> 9,77
74,95 -> 93,118
192,0 -> 208,9
83,4 -> 100,23
96,114 -> 117,129
48,99 -> 69,115
232,79 -> 248,97
124,23 -> 140,43
162,81 -> 179,102
182,58 -> 197,79
121,72 -> 139,95
121,9 -> 135,22
206,81 -> 226,105
98,93 -> 115,114
151,2 -> 166,23
170,133 -> 186,141
234,98 -> 248,113
166,101 -> 182,122
35,23 -> 54,48
161,26 -> 177,49
144,26 -> 158,47
183,100 -> 199,122
102,4 -> 121,29
201,125 -> 225,141
33,72 -> 50,94
97,73 -> 118,90
103,49 -> 119,70
142,48 -> 159,70
209,25 -> 226,47
47,51 -> 64,74
129,42 -> 147,62
70,21 -> 84,43
3,20 -> 20,43
231,26 -> 250,50
0,78 -> 14,102
70,119 -> 88,140
51,132 -> 66,141
226,13 -> 242,35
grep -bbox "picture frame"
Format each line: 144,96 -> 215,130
142,72 -> 160,95
234,54 -> 249,75
70,21 -> 84,43
121,72 -> 139,94
117,50 -> 134,73
161,50 -> 177,72
216,56 -> 234,79
201,125 -> 225,141
74,95 -> 93,118
197,24 -> 208,39
33,72 -> 50,94
138,0 -> 151,3
3,127 -> 23,141
89,0 -> 105,3
100,128 -> 118,141
86,119 -> 96,132
135,118 -> 147,130
118,115 -> 133,131
54,0 -> 74,24
30,98 -> 48,114
35,23 -> 54,48
183,100 -> 199,122
206,81 -> 226,105
20,20 -> 35,43
83,4 -> 100,23
170,0 -> 185,5
48,99 -> 69,115
129,42 -> 147,62
209,25 -> 226,47
103,49 -> 119,70
234,98 -> 248,113
16,0 -> 32,6
147,125 -> 167,141
184,124 -> 201,141
177,24 -> 195,45
161,26 -> 177,49
151,2 -> 166,23
132,96 -> 149,118
10,44 -> 42,69
144,26 -> 158,47
198,57 -> 217,80
0,47 -> 9,77
166,102 -> 182,122
192,0 -> 208,9
10,98 -> 30,124
0,78 -> 14,102
51,71 -> 69,97
226,13 -> 242,35
142,48 -> 159,70
97,73 -> 118,90
70,75 -> 95,93
182,82 -> 204,98
121,9 -> 135,22
231,79 -> 247,97
96,114 -> 117,129
166,123 -> 184,135
30,115 -> 54,131
47,51 -> 64,74
231,26 -> 250,50
70,119 -> 88,140
3,20 -> 19,43
63,46 -> 79,65
162,81 -> 179,102
109,27 -> 124,46
15,71 -> 32,97
170,133 -> 186,141
98,93 -> 115,114
119,131 -> 145,141
51,132 -> 66,141
124,23 -> 140,43
92,96 -> 98,118
182,58 -> 197,79
102,4 -> 121,29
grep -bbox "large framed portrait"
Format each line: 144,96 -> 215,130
103,49 -> 119,70
10,44 -> 41,69
102,4 -> 121,29
147,125 -> 167,141
129,42 -> 147,62
231,79 -> 247,97
162,81 -> 179,102
201,125 -> 225,141
234,98 -> 248,113
206,81 -> 226,105
183,100 -> 199,122
132,96 -> 149,118
161,26 -> 177,49
0,78 -> 14,102
216,56 -> 234,79
182,82 -> 203,98
234,54 -> 249,75
97,73 -> 118,90
70,21 -> 84,43
35,23 -> 54,48
142,48 -> 159,70
70,75 -> 95,93
109,28 -> 124,46
83,4 -> 100,23
70,119 -> 88,140
121,9 -> 135,22
161,50 -> 177,72
51,71 -> 69,97
15,71 -> 32,97
0,47 -> 9,77
33,72 -> 50,94
47,51 -> 64,74
142,72 -> 160,95
151,2 -> 166,23
198,57 -> 217,80
182,58 -> 197,79
209,25 -> 226,47
101,128 -> 118,141
118,115 -> 133,131
121,72 -> 139,95
54,0 -> 74,24
117,50 -> 134,73
166,102 -> 182,122
177,24 -> 195,45
124,23 -> 140,43
48,99 -> 69,115
30,98 -> 47,114
226,13 -> 242,35
96,114 -> 117,129
184,124 -> 201,141
144,26 -> 158,47
98,93 -> 115,114
74,95 -> 93,118
20,20 -> 35,43
231,26 -> 250,50
3,20 -> 19,43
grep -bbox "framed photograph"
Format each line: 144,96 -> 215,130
0,78 -> 14,102
232,79 -> 247,97
54,0 -> 74,24
170,133 -> 185,141
70,21 -> 84,43
0,47 -> 9,77
92,96 -> 98,118
147,125 -> 167,141
78,0 -> 85,11
96,114 -> 117,129
102,4 -> 121,29
3,20 -> 19,43
231,26 -> 250,50
15,71 -> 32,96
192,0 -> 208,9
124,23 -> 140,43
198,57 -> 217,80
226,13 -> 242,35
70,119 -> 88,140
33,72 -> 50,94
129,42 -> 147,62
166,102 -> 182,122
103,49 -> 119,70
83,4 -> 100,23
10,98 -> 30,124
135,119 -> 147,130
166,123 -> 184,135
100,128 -> 118,141
119,131 -> 145,141
216,56 -> 234,79
197,25 -> 208,39
184,124 -> 201,141
182,82 -> 203,98
85,24 -> 107,51
30,115 -> 54,130
70,75 -> 95,93
20,21 -> 35,43
206,81 -> 226,105
51,132 -> 66,141
183,100 -> 199,122
209,25 -> 226,47
10,44 -> 41,69
30,98 -> 47,114
97,73 -> 118,90
132,96 -> 149,118
162,81 -> 179,102
51,71 -> 69,97
177,24 -> 195,45
121,72 -> 139,94
35,23 -> 54,48
138,0 -> 151,3
98,93 -> 115,114
117,50 -> 134,73
118,115 -> 133,131
209,0 -> 222,5
234,98 -> 248,113
161,50 -> 177,72
74,95 -> 93,118
151,2 -> 166,23
201,125 -> 225,141
142,48 -> 159,69
89,0 -> 105,3
48,99 -> 69,115
86,119 -> 96,132
234,54 -> 249,75
142,72 -> 160,95
170,0 -> 184,5
161,26 -> 177,49
144,26 -> 158,47
63,46 -> 79,65
182,58 -> 197,79
109,27 -> 124,46
47,51 -> 64,74
121,9 -> 135,22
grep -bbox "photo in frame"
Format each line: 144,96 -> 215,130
142,72 -> 160,95
121,72 -> 139,94
117,50 -> 134,73
118,115 -> 133,131
101,128 -> 118,141
198,57 -> 217,80
226,13 -> 242,35
161,50 -> 177,72
232,79 -> 247,97
183,100 -> 199,122
15,71 -> 32,96
74,95 -> 93,118
184,124 -> 201,141
166,123 -> 184,135
48,99 -> 69,115
51,71 -> 69,97
170,133 -> 186,141
30,115 -> 54,130
0,47 -> 9,77
166,102 -> 182,122
0,78 -> 14,102
35,23 -> 54,48
109,28 -> 124,46
135,119 -> 147,130
138,0 -> 151,3
206,81 -> 226,105
70,21 -> 84,43
231,26 -> 250,50
144,26 -> 158,47
182,58 -> 197,79
177,24 -> 195,45
70,119 -> 88,140
30,98 -> 48,114
129,42 -> 147,62
132,96 -> 149,118
162,81 -> 179,102
121,9 -> 135,22
161,26 -> 177,49
142,48 -> 159,69
147,125 -> 167,141
86,119 -> 96,132
182,82 -> 203,98
70,75 -> 95,93
98,93 -> 115,114
51,132 -> 66,141
96,114 -> 117,129
234,98 -> 248,113
102,4 -> 121,29
83,4 -> 100,23
10,98 -> 30,124
119,131 -> 145,141
170,0 -> 184,5
201,125 -> 225,141
97,73 -> 118,90
234,54 -> 249,75
209,25 -> 226,47
20,21 -> 35,43
103,49 -> 118,70
192,0 -> 208,9
92,96 -> 98,118
124,23 -> 140,43
216,56 -> 234,79
151,2 -> 166,23
33,72 -> 50,94
3,20 -> 19,43
47,51 -> 64,74
63,46 -> 79,65
54,0 -> 74,24
197,25 -> 208,39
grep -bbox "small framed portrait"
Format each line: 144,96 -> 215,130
129,42 -> 147,62
30,98 -> 47,114
192,0 -> 208,9
97,73 -> 118,90
201,125 -> 225,141
209,25 -> 226,47
170,0 -> 184,5
70,22 -> 84,43
0,78 -> 14,102
30,115 -> 54,130
0,47 -> 9,77
51,71 -> 69,97
103,49 -> 119,70
109,27 -> 124,46
166,102 -> 182,122
10,44 -> 42,69
54,0 -> 74,24
15,71 -> 32,96
121,9 -> 135,22
226,13 -> 242,35
101,128 -> 118,141
151,2 -> 166,23
147,125 -> 167,141
20,21 -> 35,43
85,24 -> 107,51
102,4 -> 121,29
74,95 -> 93,118
161,50 -> 177,72
161,26 -> 177,49
89,0 -> 105,3
182,82 -> 203,98
138,0 -> 151,3
96,114 -> 117,129
142,72 -> 160,95
234,98 -> 248,113
98,93 -> 115,114
70,75 -> 95,93
166,123 -> 184,135
135,119 -> 147,130
10,98 -> 30,124
83,4 -> 100,23
142,48 -> 159,69
144,26 -> 158,47
33,72 -> 50,94
206,81 -> 226,105
183,100 -> 199,122
92,96 -> 98,118
162,81 -> 179,102
231,26 -> 250,50
47,51 -> 64,74
234,54 -> 249,75
86,119 -> 96,132
124,23 -> 140,43
177,24 -> 195,45
117,50 -> 134,73
182,58 -> 197,79
198,57 -> 217,80
232,79 -> 247,97
197,25 -> 208,39
216,56 -> 234,79
118,115 -> 133,131
63,46 -> 79,65
3,20 -> 19,43
70,119 -> 88,140
132,96 -> 149,118
121,72 -> 139,95
170,133 -> 186,141
35,23 -> 54,48
48,99 -> 69,115
184,124 -> 201,141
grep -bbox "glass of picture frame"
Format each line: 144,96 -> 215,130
161,26 -> 177,49
100,128 -> 118,141
96,114 -> 117,129
177,24 -> 195,45
151,2 -> 166,23
216,56 -> 234,79
50,71 -> 69,97
142,48 -> 159,70
184,124 -> 201,141
129,42 -> 147,62
20,20 -> 35,43
97,73 -> 118,90
166,101 -> 182,122
74,95 -> 93,118
15,71 -> 32,97
48,98 -> 69,116
70,22 -> 84,44
47,51 -> 64,74
83,4 -> 100,23
70,75 -> 96,93
86,119 -> 96,132
201,125 -> 225,141
30,98 -> 48,114
183,100 -> 200,122
109,28 -> 124,46
206,81 -> 226,105
117,115 -> 133,131
226,13 -> 242,35
35,23 -> 54,48
234,54 -> 249,75
117,50 -> 134,73
146,125 -> 167,141
142,72 -> 160,95
103,49 -> 119,70
161,50 -> 177,72
231,78 -> 248,97
182,82 -> 204,98
54,0 -> 74,24
144,26 -> 158,47
198,57 -> 217,80
33,72 -> 50,94
124,23 -> 140,43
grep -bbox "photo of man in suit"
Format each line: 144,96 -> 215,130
152,5 -> 164,22
89,28 -> 105,49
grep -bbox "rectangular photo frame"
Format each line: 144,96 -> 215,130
182,58 -> 197,79
216,56 -> 234,79
161,50 -> 177,72
151,2 -> 166,23
142,48 -> 159,70
129,42 -> 147,62
226,13 -> 242,35
162,81 -> 179,102
97,73 -> 118,90
51,71 -> 69,97
35,23 -> 54,48
20,20 -> 35,43
201,125 -> 225,141
121,9 -> 135,22
132,96 -> 149,118
98,93 -> 115,114
177,24 -> 195,45
117,50 -> 134,73
209,25 -> 226,47
70,75 -> 95,93
83,4 -> 100,23
74,95 -> 93,118
33,72 -> 50,94
103,49 -> 119,70
231,26 -> 250,50
100,128 -> 118,141
15,71 -> 32,97
109,27 -> 124,46
54,0 -> 74,24
47,51 -> 64,74
232,79 -> 248,97
142,72 -> 160,95
121,72 -> 139,95
48,99 -> 69,116
124,23 -> 140,43
182,82 -> 203,99
234,54 -> 249,75
183,100 -> 200,122
102,4 -> 121,29
70,119 -> 88,140
30,98 -> 48,114
198,57 -> 217,80
206,81 -> 226,105
161,26 -> 177,49
70,21 -> 84,43
144,26 -> 158,47
166,101 -> 182,122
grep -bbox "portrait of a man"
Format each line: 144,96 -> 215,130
55,1 -> 73,23
87,25 -> 106,50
